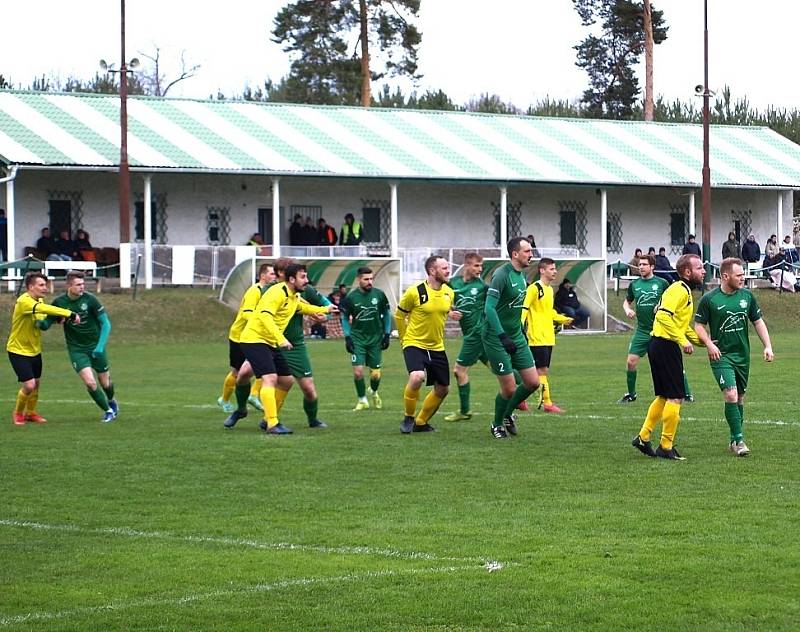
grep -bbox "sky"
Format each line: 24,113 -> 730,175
1,1 -> 797,111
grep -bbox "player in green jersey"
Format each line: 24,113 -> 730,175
482,237 -> 540,439
694,258 -> 774,456
443,252 -> 489,421
44,271 -> 118,422
340,267 -> 391,411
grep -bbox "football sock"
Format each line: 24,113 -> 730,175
683,371 -> 691,397
404,384 -> 420,417
416,391 -> 443,424
725,402 -> 744,443
369,369 -> 381,393
303,397 -> 318,423
513,369 -> 523,386
539,375 -> 552,406
26,388 -> 39,413
640,396 -> 666,441
504,383 -> 537,417
234,383 -> 250,412
493,393 -> 510,428
250,378 -> 262,398
88,386 -> 109,411
659,401 -> 682,449
222,371 -> 236,402
275,387 -> 289,413
354,377 -> 366,398
259,386 -> 279,428
14,389 -> 29,414
102,383 -> 115,402
626,370 -> 637,395
458,382 -> 471,414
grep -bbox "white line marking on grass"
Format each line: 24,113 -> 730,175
0,565 -> 477,627
0,519 -> 489,564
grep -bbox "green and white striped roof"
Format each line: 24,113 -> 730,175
1,89 -> 800,189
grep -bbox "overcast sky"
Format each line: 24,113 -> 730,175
1,1 -> 797,111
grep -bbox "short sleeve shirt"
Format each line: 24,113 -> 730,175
449,275 -> 488,335
341,287 -> 390,344
626,276 -> 669,333
52,292 -> 105,351
695,287 -> 762,365
485,263 -> 527,336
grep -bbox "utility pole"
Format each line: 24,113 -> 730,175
701,0 -> 712,279
118,0 -> 131,244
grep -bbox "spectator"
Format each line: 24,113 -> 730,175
682,234 -> 701,257
647,246 -> 656,256
340,213 -> 363,246
793,228 -> 800,249
75,229 -> 96,261
0,209 -> 7,261
783,235 -> 799,264
554,278 -> 590,329
53,230 -> 77,261
628,248 -> 643,276
526,234 -> 541,258
247,233 -> 264,246
300,217 -> 317,246
721,231 -> 740,260
769,248 -> 798,292
328,283 -> 348,306
741,233 -> 761,263
289,214 -> 304,246
654,247 -> 677,283
318,218 -> 337,246
36,227 -> 57,259
765,234 -> 779,261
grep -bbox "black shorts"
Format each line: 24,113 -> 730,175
403,346 -> 450,387
229,339 -> 246,370
531,345 -> 553,369
648,337 -> 686,400
239,343 -> 291,379
8,352 -> 42,382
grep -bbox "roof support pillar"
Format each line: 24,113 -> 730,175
600,188 -> 608,259
777,190 -> 784,241
3,166 -> 18,290
144,174 -> 153,289
499,186 -> 508,253
271,177 -> 281,257
389,181 -> 398,259
688,190 -> 696,238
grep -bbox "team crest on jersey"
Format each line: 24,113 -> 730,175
739,299 -> 747,309
371,297 -> 378,305
652,284 -> 658,290
470,288 -> 478,295
80,302 -> 88,311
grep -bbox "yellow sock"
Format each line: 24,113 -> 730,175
404,384 -> 420,417
27,388 -> 39,413
416,391 -> 444,424
250,378 -> 262,398
259,386 -> 279,428
15,389 -> 29,414
275,387 -> 289,413
640,397 -> 666,441
221,371 -> 236,402
539,375 -> 552,406
660,401 -> 682,449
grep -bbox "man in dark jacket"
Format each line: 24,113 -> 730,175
682,234 -> 701,257
554,278 -> 590,329
317,218 -> 337,246
721,232 -> 740,259
741,234 -> 761,263
288,214 -> 304,246
654,247 -> 677,282
339,213 -> 363,246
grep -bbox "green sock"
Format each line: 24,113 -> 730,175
354,378 -> 366,398
88,386 -> 109,411
370,376 -> 380,392
683,372 -> 691,397
504,383 -> 537,417
235,383 -> 250,412
458,382 -> 470,414
512,369 -> 522,386
725,402 -> 743,442
494,393 -> 510,428
738,403 -> 744,423
303,397 -> 318,423
626,370 -> 637,394
103,382 -> 115,401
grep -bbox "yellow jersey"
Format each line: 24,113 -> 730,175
395,281 -> 454,351
228,283 -> 265,342
239,282 -> 328,347
521,281 -> 572,347
6,293 -> 73,356
651,280 -> 702,347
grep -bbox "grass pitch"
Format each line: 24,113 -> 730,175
1,289 -> 798,630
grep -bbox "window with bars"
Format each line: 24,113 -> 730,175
207,206 -> 230,245
669,206 -> 688,255
491,201 -> 522,246
607,211 -> 623,253
558,200 -> 587,254
361,198 -> 390,247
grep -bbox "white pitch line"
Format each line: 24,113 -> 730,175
0,565 -> 477,628
0,519 -> 488,564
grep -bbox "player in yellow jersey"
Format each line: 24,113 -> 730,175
632,254 -> 705,460
521,258 -> 573,413
6,272 -> 79,425
395,255 -> 458,434
233,263 -> 337,434
217,263 -> 276,413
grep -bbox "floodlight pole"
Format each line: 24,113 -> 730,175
701,0 -> 711,279
118,0 -> 131,244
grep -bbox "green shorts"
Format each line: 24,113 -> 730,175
281,343 -> 313,379
350,337 -> 382,369
482,329 -> 534,376
710,357 -> 749,394
628,330 -> 651,357
455,327 -> 488,367
69,348 -> 109,374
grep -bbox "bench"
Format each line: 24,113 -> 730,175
43,261 -> 102,293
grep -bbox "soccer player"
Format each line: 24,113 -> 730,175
693,258 -> 774,456
41,271 -> 119,422
443,252 -> 489,422
619,254 -> 669,403
521,257 -> 573,414
631,254 -> 705,460
482,237 -> 540,439
340,266 -> 391,411
218,262 -> 276,414
6,272 -> 79,425
395,255 -> 457,434
234,263 -> 337,434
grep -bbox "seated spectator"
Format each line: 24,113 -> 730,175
318,218 -> 337,246
75,229 -> 96,261
628,248 -> 643,276
328,284 -> 348,306
682,234 -> 701,257
309,320 -> 327,339
781,235 -> 798,264
741,233 -> 761,264
769,248 -> 797,292
248,233 -> 264,246
554,278 -> 590,329
722,232 -> 740,259
36,227 -> 57,259
654,247 -> 677,283
765,234 -> 779,261
52,230 -> 77,261
526,234 -> 541,258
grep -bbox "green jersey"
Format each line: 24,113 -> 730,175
626,276 -> 669,333
50,292 -> 105,351
694,287 -> 762,366
449,275 -> 487,335
283,284 -> 328,345
341,287 -> 390,344
484,262 -> 527,336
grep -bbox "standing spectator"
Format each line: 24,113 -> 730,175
793,228 -> 800,249
317,218 -> 337,246
526,234 -> 541,258
554,278 -> 590,329
36,227 -> 57,259
682,234 -> 701,257
721,231 -> 740,260
53,230 -> 77,261
781,235 -> 798,264
75,229 -> 96,261
0,209 -> 7,261
764,234 -> 779,261
300,217 -> 317,246
654,247 -> 677,283
288,214 -> 304,246
340,213 -> 363,246
741,234 -> 761,264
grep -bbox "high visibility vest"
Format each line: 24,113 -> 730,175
341,221 -> 362,244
